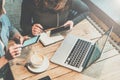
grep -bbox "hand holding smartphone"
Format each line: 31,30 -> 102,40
50,25 -> 70,36
22,35 -> 40,48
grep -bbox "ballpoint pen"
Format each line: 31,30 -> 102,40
35,25 -> 46,33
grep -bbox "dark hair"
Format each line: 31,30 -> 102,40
44,0 -> 61,9
0,0 -> 3,15
34,0 -> 70,12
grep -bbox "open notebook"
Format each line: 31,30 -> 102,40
39,31 -> 64,46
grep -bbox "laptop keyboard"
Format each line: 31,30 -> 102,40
65,39 -> 91,68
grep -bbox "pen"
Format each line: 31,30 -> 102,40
35,25 -> 46,33
41,28 -> 46,33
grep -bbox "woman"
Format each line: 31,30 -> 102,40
20,0 -> 89,36
0,0 -> 25,80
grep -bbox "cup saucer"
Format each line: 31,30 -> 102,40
27,57 -> 49,73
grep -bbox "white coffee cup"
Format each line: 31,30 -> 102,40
30,53 -> 44,68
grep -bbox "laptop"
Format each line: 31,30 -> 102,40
50,27 -> 113,72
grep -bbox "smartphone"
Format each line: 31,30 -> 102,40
22,35 -> 40,48
39,76 -> 51,80
50,25 -> 70,36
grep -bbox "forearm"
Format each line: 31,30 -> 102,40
71,0 -> 90,25
10,28 -> 22,41
0,56 -> 8,69
72,12 -> 89,25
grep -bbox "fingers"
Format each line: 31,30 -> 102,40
32,29 -> 42,36
19,36 -> 24,44
64,20 -> 74,29
33,26 -> 42,32
20,36 -> 31,45
8,44 -> 22,58
23,36 -> 31,40
12,49 -> 21,58
32,24 -> 43,36
13,48 -> 21,58
34,24 -> 43,29
15,36 -> 25,45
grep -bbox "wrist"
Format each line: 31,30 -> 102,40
0,56 -> 8,68
3,56 -> 8,62
4,52 -> 13,61
14,33 -> 22,40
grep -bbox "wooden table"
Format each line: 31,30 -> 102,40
10,19 -> 120,80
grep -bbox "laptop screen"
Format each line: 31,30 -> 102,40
86,27 -> 113,68
96,27 -> 113,55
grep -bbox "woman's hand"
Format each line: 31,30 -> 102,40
63,20 -> 74,29
32,24 -> 43,36
19,36 -> 30,44
13,32 -> 30,45
5,44 -> 22,60
14,35 -> 30,45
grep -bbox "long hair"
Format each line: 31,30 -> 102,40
0,0 -> 3,15
34,0 -> 70,12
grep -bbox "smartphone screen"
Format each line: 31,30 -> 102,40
22,35 -> 40,48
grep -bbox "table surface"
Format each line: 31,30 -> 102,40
10,19 -> 120,80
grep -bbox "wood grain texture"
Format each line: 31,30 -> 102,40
10,19 -> 119,80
